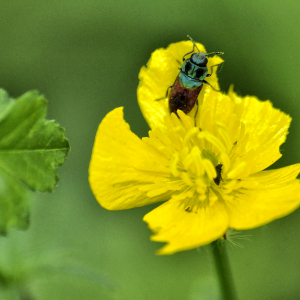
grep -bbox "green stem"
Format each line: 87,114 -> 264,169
211,241 -> 237,300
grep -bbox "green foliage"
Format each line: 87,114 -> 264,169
0,89 -> 70,234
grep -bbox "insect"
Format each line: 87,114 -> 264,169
164,36 -> 223,117
213,164 -> 223,185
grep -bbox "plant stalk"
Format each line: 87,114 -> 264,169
211,241 -> 237,300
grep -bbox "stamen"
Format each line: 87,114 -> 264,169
198,193 -> 207,201
222,179 -> 243,194
220,153 -> 231,174
174,126 -> 187,139
177,110 -> 194,131
203,159 -> 217,181
199,131 -> 227,155
182,153 -> 194,171
180,146 -> 190,163
181,172 -> 194,186
183,127 -> 199,148
152,128 -> 174,149
170,111 -> 183,128
170,153 -> 180,177
196,186 -> 206,195
190,146 -> 205,177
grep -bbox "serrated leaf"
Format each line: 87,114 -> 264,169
0,169 -> 30,234
0,89 -> 14,120
0,89 -> 70,234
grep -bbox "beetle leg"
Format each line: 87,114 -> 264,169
206,63 -> 223,78
203,80 -> 221,92
165,85 -> 173,97
182,49 -> 194,61
155,85 -> 173,101
194,99 -> 199,127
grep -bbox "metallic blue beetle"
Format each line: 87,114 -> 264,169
167,36 -> 223,116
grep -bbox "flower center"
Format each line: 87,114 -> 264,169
167,129 -> 225,210
141,111 -> 237,210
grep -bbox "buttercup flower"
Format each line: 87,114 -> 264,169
89,40 -> 300,255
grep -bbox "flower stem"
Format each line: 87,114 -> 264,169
211,241 -> 237,300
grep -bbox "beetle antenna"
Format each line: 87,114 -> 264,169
187,35 -> 200,53
206,51 -> 224,57
183,35 -> 200,61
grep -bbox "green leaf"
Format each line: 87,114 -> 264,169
0,89 -> 70,234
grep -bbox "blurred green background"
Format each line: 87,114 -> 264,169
1,1 -> 300,299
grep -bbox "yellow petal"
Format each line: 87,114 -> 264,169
137,40 -> 223,129
196,89 -> 239,145
143,198 -> 228,255
228,88 -> 291,173
89,107 -> 173,210
227,164 -> 300,229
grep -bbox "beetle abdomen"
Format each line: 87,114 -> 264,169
169,75 -> 202,115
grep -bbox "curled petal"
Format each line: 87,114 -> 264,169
137,40 -> 223,129
227,164 -> 300,229
143,198 -> 229,255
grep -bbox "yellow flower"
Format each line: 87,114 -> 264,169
89,40 -> 300,255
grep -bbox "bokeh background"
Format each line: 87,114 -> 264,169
1,1 -> 300,299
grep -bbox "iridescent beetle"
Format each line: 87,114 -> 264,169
165,36 -> 223,117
